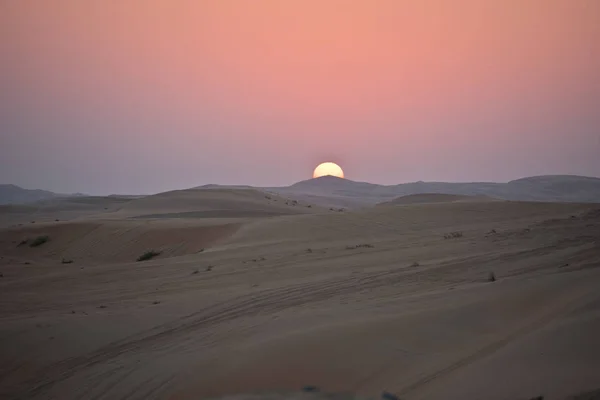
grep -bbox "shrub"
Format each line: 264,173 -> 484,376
381,392 -> 400,400
30,236 -> 49,247
488,272 -> 496,282
137,250 -> 161,262
346,244 -> 375,250
444,232 -> 463,239
61,258 -> 74,264
410,262 -> 420,267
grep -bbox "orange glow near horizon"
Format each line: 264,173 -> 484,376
313,162 -> 345,179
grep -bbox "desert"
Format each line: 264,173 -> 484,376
1,177 -> 600,400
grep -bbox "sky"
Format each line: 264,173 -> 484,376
1,0 -> 599,195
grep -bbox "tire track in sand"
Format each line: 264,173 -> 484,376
20,262 -> 424,399
353,282 -> 599,397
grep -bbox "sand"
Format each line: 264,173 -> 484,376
1,189 -> 599,400
380,193 -> 498,205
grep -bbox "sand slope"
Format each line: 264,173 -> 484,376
0,199 -> 599,400
0,220 -> 240,265
0,187 -> 325,264
114,188 -> 320,218
379,193 -> 497,205
0,196 -> 133,228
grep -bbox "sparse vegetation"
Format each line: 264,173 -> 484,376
346,244 -> 375,250
61,258 -> 74,264
301,386 -> 319,393
381,391 -> 400,400
137,250 -> 161,262
206,265 -> 213,272
444,232 -> 463,239
410,262 -> 420,267
17,239 -> 28,247
306,248 -> 313,253
488,272 -> 496,282
192,269 -> 199,275
152,300 -> 161,305
30,235 -> 49,247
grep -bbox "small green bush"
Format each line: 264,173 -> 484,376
30,236 -> 49,247
137,250 -> 161,262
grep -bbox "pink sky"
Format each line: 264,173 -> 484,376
1,1 -> 599,194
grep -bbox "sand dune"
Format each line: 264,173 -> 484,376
0,219 -> 240,265
1,194 -> 599,400
379,193 -> 498,205
0,196 -> 133,228
269,175 -> 600,208
114,188 -> 321,218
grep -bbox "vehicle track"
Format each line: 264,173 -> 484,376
19,263 -> 420,399
18,243 -> 596,399
352,281 -> 599,397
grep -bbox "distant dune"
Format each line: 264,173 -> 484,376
115,188 -> 320,219
379,193 -> 498,205
0,184 -> 58,205
3,175 -> 600,207
269,174 -> 600,208
0,184 -> 91,205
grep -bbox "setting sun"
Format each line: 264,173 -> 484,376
313,162 -> 345,179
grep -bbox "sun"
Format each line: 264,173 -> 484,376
313,162 -> 345,179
